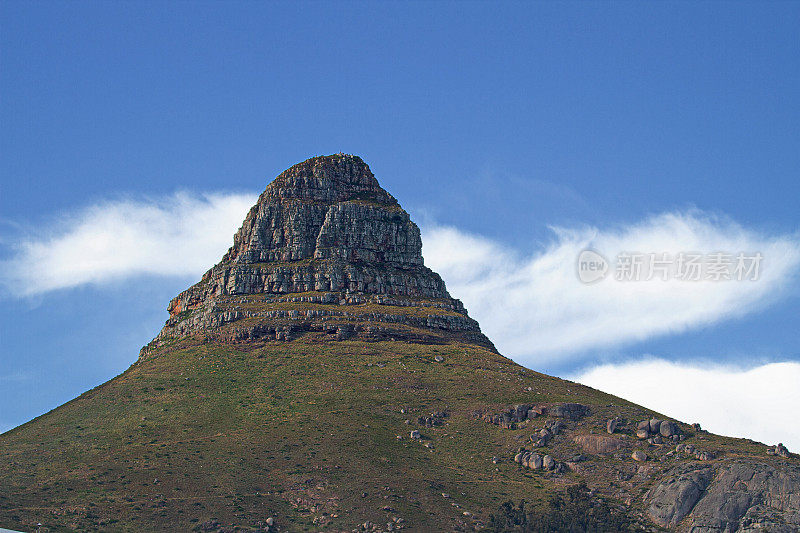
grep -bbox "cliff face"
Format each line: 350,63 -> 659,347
143,154 -> 492,354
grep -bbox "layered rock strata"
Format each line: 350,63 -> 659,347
141,154 -> 491,357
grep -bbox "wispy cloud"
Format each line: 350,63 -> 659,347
571,358 -> 800,451
3,196 -> 799,367
422,211 -> 800,364
0,192 -> 257,297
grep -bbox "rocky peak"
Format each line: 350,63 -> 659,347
141,154 -> 493,356
223,154 -> 421,267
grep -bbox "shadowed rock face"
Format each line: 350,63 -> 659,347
647,461 -> 800,532
142,154 -> 491,354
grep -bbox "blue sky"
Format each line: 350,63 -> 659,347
1,2 -> 799,447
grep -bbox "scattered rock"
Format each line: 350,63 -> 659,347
767,443 -> 791,458
410,430 -> 421,440
433,355 -> 444,363
676,443 -> 715,461
632,450 -> 648,462
606,417 -> 620,434
548,403 -> 589,420
417,411 -> 447,428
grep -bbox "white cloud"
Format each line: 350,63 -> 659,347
572,358 -> 800,451
422,211 -> 800,364
0,192 -> 257,296
3,198 -> 799,366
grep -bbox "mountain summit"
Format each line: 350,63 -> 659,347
144,154 -> 491,354
1,156 -> 798,533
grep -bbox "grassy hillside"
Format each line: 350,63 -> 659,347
1,333 -> 783,532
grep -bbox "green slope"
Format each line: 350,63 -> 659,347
1,336 -> 665,532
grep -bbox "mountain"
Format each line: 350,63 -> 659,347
1,154 -> 798,533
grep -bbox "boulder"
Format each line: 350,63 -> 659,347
660,420 -> 680,437
769,443 -> 791,458
636,429 -> 649,439
606,418 -> 619,434
649,418 -> 662,434
632,450 -> 648,462
637,420 -> 651,431
542,455 -> 555,470
548,403 -> 589,420
530,453 -> 542,470
410,430 -> 421,440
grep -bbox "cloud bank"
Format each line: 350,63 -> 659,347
422,212 -> 800,364
572,359 -> 800,451
0,192 -> 257,296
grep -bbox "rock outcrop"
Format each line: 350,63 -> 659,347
140,154 -> 493,357
646,461 -> 800,532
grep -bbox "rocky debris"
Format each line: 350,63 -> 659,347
767,443 -> 792,458
676,443 -> 716,461
573,434 -> 626,454
417,411 -> 448,428
480,404 -> 536,429
548,403 -> 589,420
647,461 -> 800,531
514,450 -> 566,473
142,154 -> 494,355
632,450 -> 648,462
357,518 -> 405,532
530,420 -> 566,448
481,403 -> 587,428
527,405 -> 546,418
636,418 -> 682,444
194,518 -> 276,532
